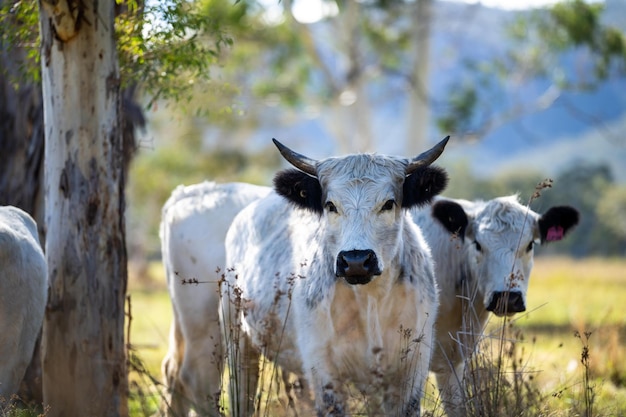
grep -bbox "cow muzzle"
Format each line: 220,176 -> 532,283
486,291 -> 526,317
336,249 -> 381,285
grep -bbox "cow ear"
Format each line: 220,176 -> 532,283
402,165 -> 448,209
273,169 -> 323,214
538,205 -> 579,243
432,200 -> 469,240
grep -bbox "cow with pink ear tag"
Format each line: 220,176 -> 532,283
411,195 -> 579,417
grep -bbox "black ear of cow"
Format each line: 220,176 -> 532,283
538,205 -> 580,243
432,200 -> 469,240
273,169 -> 323,214
402,165 -> 448,209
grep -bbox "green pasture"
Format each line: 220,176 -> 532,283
126,256 -> 626,416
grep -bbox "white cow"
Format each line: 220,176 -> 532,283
221,137 -> 450,417
160,181 -> 271,416
0,206 -> 47,400
412,195 -> 579,416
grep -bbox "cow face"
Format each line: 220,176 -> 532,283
432,196 -> 579,317
273,137 -> 449,285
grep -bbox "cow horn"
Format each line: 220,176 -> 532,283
272,138 -> 318,177
405,136 -> 450,176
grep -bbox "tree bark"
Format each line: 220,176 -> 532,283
406,0 -> 433,155
38,0 -> 128,415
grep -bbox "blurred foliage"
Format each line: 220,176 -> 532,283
596,185 -> 626,239
116,0 -> 240,106
438,0 -> 626,135
126,131 -> 281,255
0,0 -> 237,106
0,0 -> 40,85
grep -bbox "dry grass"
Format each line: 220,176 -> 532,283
125,256 -> 626,416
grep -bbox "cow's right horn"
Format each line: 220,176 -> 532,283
405,136 -> 450,176
273,138 -> 318,177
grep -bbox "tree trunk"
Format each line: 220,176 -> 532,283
39,0 -> 128,415
406,0 -> 433,155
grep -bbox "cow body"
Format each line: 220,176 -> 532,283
0,206 -> 47,400
222,138 -> 449,416
412,195 -> 579,416
160,181 -> 271,416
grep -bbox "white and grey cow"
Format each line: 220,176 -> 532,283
160,181 -> 271,416
0,206 -> 47,400
221,137 -> 450,417
412,195 -> 579,416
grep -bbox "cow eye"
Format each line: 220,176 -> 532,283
526,241 -> 534,252
381,199 -> 395,212
473,240 -> 482,252
325,201 -> 337,213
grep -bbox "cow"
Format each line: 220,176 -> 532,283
0,206 -> 47,401
159,181 -> 271,416
411,195 -> 579,416
221,137 -> 450,417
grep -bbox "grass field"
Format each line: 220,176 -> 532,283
126,256 -> 626,416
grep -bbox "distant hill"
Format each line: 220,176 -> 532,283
445,113 -> 626,183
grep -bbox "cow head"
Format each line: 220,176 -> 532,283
273,137 -> 450,285
432,195 -> 579,316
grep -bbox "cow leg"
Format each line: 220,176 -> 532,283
434,364 -> 466,417
316,382 -> 345,417
221,282 -> 259,417
179,315 -> 224,417
308,367 -> 345,417
283,373 -> 314,416
161,312 -> 190,417
225,331 -> 259,417
383,338 -> 432,417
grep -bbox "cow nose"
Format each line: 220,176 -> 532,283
486,291 -> 526,316
336,249 -> 381,285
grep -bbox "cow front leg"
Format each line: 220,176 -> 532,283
316,381 -> 345,417
307,367 -> 345,417
384,333 -> 433,417
383,374 -> 425,417
434,364 -> 466,417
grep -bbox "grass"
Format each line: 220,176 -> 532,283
125,256 -> 626,416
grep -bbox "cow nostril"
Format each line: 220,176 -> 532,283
336,249 -> 381,280
486,291 -> 525,316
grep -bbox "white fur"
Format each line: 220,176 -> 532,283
0,206 -> 47,400
159,182 -> 270,416
412,195 -> 561,417
223,154 -> 439,417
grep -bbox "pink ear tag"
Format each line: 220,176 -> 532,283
546,226 -> 564,241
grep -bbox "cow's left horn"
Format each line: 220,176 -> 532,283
272,138 -> 318,177
405,136 -> 450,176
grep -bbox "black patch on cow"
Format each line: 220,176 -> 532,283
538,205 -> 580,243
402,165 -> 448,209
319,383 -> 344,417
273,169 -> 323,214
403,395 -> 421,417
432,200 -> 469,240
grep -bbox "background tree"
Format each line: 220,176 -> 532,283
438,0 -> 626,138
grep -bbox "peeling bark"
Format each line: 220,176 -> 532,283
39,0 -> 128,415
